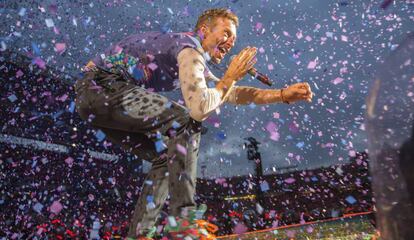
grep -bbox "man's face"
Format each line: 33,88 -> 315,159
199,17 -> 237,64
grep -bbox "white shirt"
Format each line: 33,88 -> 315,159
177,47 -> 237,122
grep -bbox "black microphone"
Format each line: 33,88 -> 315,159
247,68 -> 272,87
230,55 -> 273,87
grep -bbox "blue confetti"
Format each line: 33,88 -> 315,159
260,181 -> 269,192
33,202 -> 43,213
18,8 -> 26,17
31,42 -> 41,56
171,121 -> 181,129
345,195 -> 357,204
161,23 -> 171,33
8,94 -> 17,103
155,139 -> 166,152
296,141 -> 305,149
146,195 -> 154,203
68,101 -> 75,113
216,131 -> 226,140
165,101 -> 173,108
52,110 -> 64,120
132,67 -> 144,80
95,130 -> 106,142
331,209 -> 340,218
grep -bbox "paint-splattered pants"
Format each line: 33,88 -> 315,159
74,69 -> 202,238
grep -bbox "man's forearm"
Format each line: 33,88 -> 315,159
232,86 -> 284,105
215,77 -> 236,101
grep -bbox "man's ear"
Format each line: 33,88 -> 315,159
199,24 -> 210,39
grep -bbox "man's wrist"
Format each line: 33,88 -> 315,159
216,77 -> 234,98
280,88 -> 290,104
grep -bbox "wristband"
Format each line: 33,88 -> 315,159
281,88 -> 290,104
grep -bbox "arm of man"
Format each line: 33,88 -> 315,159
205,72 -> 284,105
225,87 -> 285,105
177,47 -> 226,122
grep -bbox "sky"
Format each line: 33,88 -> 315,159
1,0 -> 413,178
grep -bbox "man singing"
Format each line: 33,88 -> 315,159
74,8 -> 313,240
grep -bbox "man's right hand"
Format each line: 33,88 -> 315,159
223,46 -> 257,82
216,46 -> 257,100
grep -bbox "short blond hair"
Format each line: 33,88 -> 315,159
194,8 -> 239,33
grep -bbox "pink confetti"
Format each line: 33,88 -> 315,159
233,222 -> 248,234
33,57 -> 46,69
176,143 -> 187,155
270,132 -> 280,141
267,64 -> 274,71
65,157 -> 74,167
16,70 -> 23,78
88,194 -> 95,201
288,122 -> 299,133
54,43 -> 66,54
41,91 -> 52,97
349,150 -> 356,157
114,45 -> 123,54
255,22 -> 263,31
266,122 -> 280,141
273,112 -> 280,119
284,177 -> 296,184
296,31 -> 303,39
147,62 -> 158,71
331,77 -> 344,85
53,26 -> 60,34
326,108 -> 336,114
286,230 -> 296,238
258,47 -> 265,53
341,35 -> 348,42
50,201 -> 63,214
265,121 -> 277,133
283,31 -> 291,37
57,94 -> 68,102
307,59 -> 317,69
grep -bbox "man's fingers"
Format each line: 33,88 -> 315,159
241,48 -> 257,67
235,47 -> 251,64
297,89 -> 308,95
245,59 -> 257,73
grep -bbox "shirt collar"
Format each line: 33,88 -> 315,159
187,33 -> 212,63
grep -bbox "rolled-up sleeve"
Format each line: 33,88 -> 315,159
177,48 -> 224,122
205,70 -> 238,105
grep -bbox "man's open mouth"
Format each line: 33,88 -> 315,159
218,46 -> 228,55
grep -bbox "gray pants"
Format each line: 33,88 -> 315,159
74,70 -> 202,238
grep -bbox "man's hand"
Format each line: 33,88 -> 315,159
216,46 -> 257,99
282,82 -> 314,103
223,46 -> 257,82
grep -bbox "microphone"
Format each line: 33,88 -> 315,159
230,55 -> 273,86
247,68 -> 272,87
